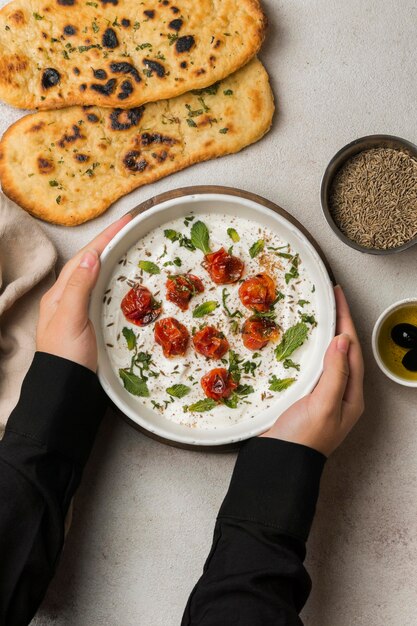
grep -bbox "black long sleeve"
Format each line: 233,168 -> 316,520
181,438 -> 325,625
0,352 -> 107,626
0,354 -> 325,626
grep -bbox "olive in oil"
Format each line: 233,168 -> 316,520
378,305 -> 417,381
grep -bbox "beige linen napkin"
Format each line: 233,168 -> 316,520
0,193 -> 57,432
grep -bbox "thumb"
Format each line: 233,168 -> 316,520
313,334 -> 350,411
58,249 -> 100,327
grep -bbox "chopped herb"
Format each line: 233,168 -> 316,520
228,350 -> 242,383
300,313 -> 317,327
190,220 -> 211,254
222,288 -> 243,318
242,359 -> 259,375
268,376 -> 296,392
33,12 -> 43,20
138,260 -> 160,275
192,301 -> 218,318
55,195 -> 62,204
49,180 -> 59,187
136,42 -> 152,50
133,21 -> 140,30
198,96 -> 209,112
275,322 -> 309,361
184,215 -> 195,226
122,327 -> 136,351
119,369 -> 149,397
84,162 -> 100,177
283,358 -> 300,371
219,127 -> 229,134
186,118 -> 197,128
5,25 -> 10,30
151,400 -> 162,410
230,320 -> 240,334
298,299 -> 310,308
185,104 -> 204,118
285,253 -> 300,284
166,384 -> 191,399
184,398 -> 217,412
249,239 -> 265,258
78,44 -> 102,52
236,384 -> 254,396
312,285 -> 316,293
272,291 -> 285,304
274,252 -> 293,259
223,89 -> 233,96
227,227 -> 240,243
167,33 -> 179,45
62,50 -> 70,60
92,20 -> 99,33
86,1 -> 98,6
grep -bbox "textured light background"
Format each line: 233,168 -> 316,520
1,1 -> 417,624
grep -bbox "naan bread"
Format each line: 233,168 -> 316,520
0,0 -> 266,110
0,59 -> 274,225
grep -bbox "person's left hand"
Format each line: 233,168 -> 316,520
36,214 -> 132,372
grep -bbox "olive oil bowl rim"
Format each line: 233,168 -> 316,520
320,134 -> 417,255
372,298 -> 417,387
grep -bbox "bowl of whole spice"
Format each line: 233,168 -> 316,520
321,135 -> 417,254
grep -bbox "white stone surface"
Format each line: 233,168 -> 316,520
1,1 -> 417,624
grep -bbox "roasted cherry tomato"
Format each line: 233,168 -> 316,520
166,273 -> 204,311
193,326 -> 230,359
242,316 -> 280,351
121,285 -> 162,326
201,367 -> 237,401
203,247 -> 244,284
238,273 -> 276,312
154,317 -> 189,357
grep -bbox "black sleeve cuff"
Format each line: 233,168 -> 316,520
4,352 -> 108,469
218,437 -> 326,543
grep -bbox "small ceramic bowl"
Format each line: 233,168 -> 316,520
321,134 -> 417,255
372,298 -> 417,387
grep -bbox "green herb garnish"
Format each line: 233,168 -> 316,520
166,384 -> 191,399
119,369 -> 149,397
223,89 -> 233,96
138,260 -> 160,275
249,239 -> 265,258
192,301 -> 218,318
190,220 -> 211,254
33,12 -> 43,19
285,253 -> 300,284
300,313 -> 317,327
222,288 -> 243,318
298,299 -> 310,308
122,327 -> 136,351
184,398 -> 217,412
268,376 -> 296,392
283,359 -> 300,371
49,180 -> 59,187
228,350 -> 242,383
219,127 -> 229,134
227,227 -> 240,243
275,322 -> 309,361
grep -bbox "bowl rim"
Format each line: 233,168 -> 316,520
371,297 -> 417,387
90,187 -> 336,446
320,133 -> 417,255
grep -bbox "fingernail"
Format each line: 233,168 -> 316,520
337,333 -> 350,353
79,250 -> 98,269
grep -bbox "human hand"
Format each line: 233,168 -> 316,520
36,214 -> 132,372
261,285 -> 364,456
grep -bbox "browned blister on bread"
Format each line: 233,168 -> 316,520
0,0 -> 267,109
0,59 -> 275,225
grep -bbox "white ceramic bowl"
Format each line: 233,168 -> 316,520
90,192 -> 336,446
372,298 -> 417,387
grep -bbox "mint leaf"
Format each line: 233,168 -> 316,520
122,327 -> 136,351
119,369 -> 149,397
300,313 -> 317,327
228,350 -> 242,383
190,220 -> 211,254
298,299 -> 310,308
249,239 -> 264,258
192,300 -> 218,318
138,260 -> 160,274
285,253 -> 300,284
275,322 -> 309,361
227,227 -> 240,243
166,384 -> 191,399
164,229 -> 180,242
184,398 -> 217,412
268,376 -> 296,392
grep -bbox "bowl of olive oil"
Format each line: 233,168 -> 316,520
372,299 -> 417,386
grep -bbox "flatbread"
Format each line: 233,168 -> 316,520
0,0 -> 266,110
0,58 -> 275,225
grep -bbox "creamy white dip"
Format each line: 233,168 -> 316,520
102,212 -> 317,429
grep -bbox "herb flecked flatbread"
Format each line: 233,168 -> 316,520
0,0 -> 266,110
0,59 -> 274,225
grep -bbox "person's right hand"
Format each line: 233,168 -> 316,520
261,285 -> 364,456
